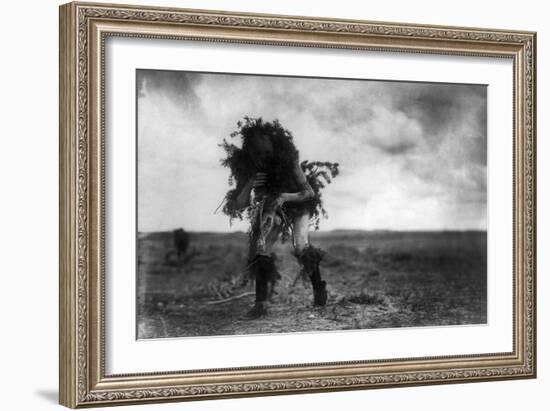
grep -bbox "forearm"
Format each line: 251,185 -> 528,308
280,185 -> 314,203
232,181 -> 254,209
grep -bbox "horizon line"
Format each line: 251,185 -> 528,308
138,228 -> 488,235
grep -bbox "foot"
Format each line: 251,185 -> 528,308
247,302 -> 268,318
313,281 -> 328,306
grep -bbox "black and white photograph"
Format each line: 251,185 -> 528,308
136,69 -> 487,339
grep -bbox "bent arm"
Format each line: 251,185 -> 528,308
280,160 -> 314,203
231,179 -> 254,210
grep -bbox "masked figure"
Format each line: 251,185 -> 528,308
220,117 -> 339,317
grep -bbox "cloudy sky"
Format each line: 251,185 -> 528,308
137,69 -> 487,233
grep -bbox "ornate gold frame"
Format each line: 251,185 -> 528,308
59,1 -> 536,408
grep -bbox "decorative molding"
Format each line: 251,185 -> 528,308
79,6 -> 533,44
63,3 -> 536,406
84,365 -> 533,403
76,5 -> 90,403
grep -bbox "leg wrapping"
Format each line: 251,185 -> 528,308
295,245 -> 328,305
248,254 -> 280,302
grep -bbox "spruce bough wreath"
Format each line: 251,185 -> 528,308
219,117 -> 339,241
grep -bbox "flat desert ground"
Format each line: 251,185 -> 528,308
137,230 -> 487,339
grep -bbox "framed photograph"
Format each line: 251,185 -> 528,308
59,1 -> 537,408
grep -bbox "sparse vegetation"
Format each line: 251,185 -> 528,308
137,230 -> 487,338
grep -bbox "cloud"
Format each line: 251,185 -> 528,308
137,69 -> 201,107
137,71 -> 487,232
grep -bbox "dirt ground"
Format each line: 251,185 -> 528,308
137,230 -> 487,339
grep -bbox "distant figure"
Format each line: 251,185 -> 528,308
220,117 -> 339,317
173,228 -> 190,263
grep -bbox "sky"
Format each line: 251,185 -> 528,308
137,69 -> 487,233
